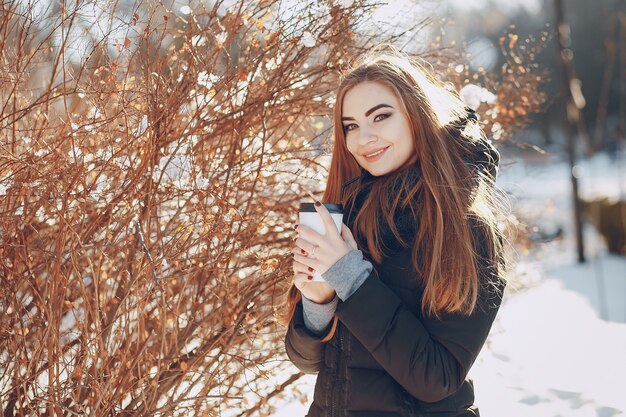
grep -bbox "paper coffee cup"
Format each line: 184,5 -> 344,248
298,203 -> 343,282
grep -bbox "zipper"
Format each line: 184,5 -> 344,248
339,325 -> 345,415
331,322 -> 344,417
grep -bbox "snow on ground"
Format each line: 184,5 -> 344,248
270,151 -> 626,417
473,255 -> 626,417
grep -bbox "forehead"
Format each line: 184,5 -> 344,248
341,81 -> 401,117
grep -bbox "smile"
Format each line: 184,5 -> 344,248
364,146 -> 389,161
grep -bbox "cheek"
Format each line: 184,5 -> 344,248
398,122 -> 413,148
393,124 -> 415,159
345,139 -> 358,157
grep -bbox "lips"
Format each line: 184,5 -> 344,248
363,146 -> 389,160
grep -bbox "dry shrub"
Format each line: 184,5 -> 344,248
0,0 -> 546,415
444,30 -> 550,143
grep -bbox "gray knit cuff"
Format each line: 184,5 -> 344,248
301,295 -> 339,335
322,250 -> 373,301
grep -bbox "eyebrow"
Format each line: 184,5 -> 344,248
341,104 -> 393,121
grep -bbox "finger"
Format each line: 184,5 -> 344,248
292,244 -> 308,256
293,237 -> 317,254
295,223 -> 324,247
291,245 -> 315,256
292,259 -> 315,275
292,251 -> 319,270
313,201 -> 341,239
341,223 -> 358,250
293,272 -> 314,290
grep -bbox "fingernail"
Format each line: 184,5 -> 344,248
308,266 -> 313,272
314,201 -> 321,207
307,275 -> 313,280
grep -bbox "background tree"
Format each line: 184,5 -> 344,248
440,0 -> 624,150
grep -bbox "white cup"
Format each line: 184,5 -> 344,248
298,203 -> 344,282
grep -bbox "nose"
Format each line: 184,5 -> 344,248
357,126 -> 376,145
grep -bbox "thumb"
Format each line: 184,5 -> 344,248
293,279 -> 305,291
341,223 -> 358,250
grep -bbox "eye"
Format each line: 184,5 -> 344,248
374,113 -> 391,122
343,123 -> 358,132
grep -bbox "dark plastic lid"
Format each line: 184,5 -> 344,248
299,203 -> 343,213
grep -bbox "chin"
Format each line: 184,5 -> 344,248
365,166 -> 391,177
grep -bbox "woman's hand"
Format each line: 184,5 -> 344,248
291,258 -> 336,304
291,201 -> 359,303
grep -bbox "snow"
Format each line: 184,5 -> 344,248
270,151 -> 626,416
473,258 -> 626,417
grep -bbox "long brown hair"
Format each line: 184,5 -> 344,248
281,50 -> 506,342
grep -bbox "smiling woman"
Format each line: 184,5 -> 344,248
282,48 -> 507,417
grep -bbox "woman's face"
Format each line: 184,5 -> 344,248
341,81 -> 418,176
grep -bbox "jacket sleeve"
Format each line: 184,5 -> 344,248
334,218 -> 505,404
335,271 -> 504,403
284,300 -> 329,374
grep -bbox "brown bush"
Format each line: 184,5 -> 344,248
0,0 -> 546,415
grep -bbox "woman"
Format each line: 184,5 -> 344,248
283,50 -> 507,417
